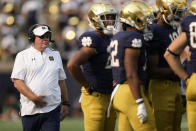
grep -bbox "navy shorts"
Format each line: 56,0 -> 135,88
22,105 -> 61,131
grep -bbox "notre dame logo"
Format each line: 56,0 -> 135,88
49,56 -> 54,61
131,39 -> 142,48
81,37 -> 92,47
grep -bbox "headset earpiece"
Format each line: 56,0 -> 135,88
28,24 -> 39,43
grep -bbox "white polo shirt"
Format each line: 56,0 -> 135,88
11,46 -> 66,116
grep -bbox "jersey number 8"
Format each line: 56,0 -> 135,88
190,22 -> 196,48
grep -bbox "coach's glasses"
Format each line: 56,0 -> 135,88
37,32 -> 51,39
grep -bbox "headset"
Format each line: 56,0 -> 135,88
28,24 -> 54,43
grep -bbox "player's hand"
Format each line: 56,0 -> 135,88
60,105 -> 69,121
113,80 -> 117,87
136,98 -> 147,123
32,95 -> 47,107
84,83 -> 94,94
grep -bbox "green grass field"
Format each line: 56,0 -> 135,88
0,114 -> 188,131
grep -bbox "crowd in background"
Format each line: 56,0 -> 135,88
0,0 -> 192,121
0,0 -> 160,65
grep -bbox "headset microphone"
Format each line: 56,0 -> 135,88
50,40 -> 55,43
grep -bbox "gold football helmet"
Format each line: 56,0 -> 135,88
156,0 -> 187,27
120,1 -> 151,31
88,2 -> 117,35
188,0 -> 196,15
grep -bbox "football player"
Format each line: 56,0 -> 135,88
109,1 -> 156,130
164,1 -> 196,130
67,2 -> 117,131
146,0 -> 187,130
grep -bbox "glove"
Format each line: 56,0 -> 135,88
136,98 -> 147,123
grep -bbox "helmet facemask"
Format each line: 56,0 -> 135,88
99,13 -> 118,35
143,16 -> 154,41
87,2 -> 118,35
149,4 -> 159,23
169,5 -> 186,27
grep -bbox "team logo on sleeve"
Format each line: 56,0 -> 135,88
81,37 -> 92,47
131,39 -> 142,48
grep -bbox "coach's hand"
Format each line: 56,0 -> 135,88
136,98 -> 147,123
32,95 -> 47,107
60,105 -> 69,121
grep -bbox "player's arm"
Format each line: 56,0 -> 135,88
125,48 -> 147,123
67,47 -> 96,87
164,32 -> 189,80
13,79 -> 47,107
124,48 -> 141,100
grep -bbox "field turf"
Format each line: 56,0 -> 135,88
0,114 -> 188,131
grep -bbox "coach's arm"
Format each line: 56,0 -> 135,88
59,80 -> 69,121
13,78 -> 47,107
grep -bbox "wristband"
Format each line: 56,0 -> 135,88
184,74 -> 191,81
184,76 -> 189,81
136,98 -> 144,105
62,101 -> 70,107
166,48 -> 179,57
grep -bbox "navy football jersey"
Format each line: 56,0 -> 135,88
110,31 -> 147,84
78,31 -> 113,94
146,23 -> 181,80
181,15 -> 196,76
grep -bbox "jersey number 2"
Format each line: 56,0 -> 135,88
110,40 -> 120,67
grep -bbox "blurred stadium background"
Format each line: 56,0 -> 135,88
0,0 -> 192,130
